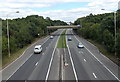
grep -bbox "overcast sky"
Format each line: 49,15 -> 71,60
0,0 -> 120,22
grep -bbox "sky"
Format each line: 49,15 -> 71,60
0,0 -> 120,22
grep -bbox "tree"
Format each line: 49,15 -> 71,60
2,36 -> 8,56
74,11 -> 120,55
2,15 -> 67,56
102,29 -> 114,52
116,29 -> 120,57
89,23 -> 100,40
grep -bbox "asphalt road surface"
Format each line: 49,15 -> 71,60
66,29 -> 120,81
2,29 -> 120,82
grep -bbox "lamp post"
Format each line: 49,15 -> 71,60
7,11 -> 19,57
101,9 -> 117,58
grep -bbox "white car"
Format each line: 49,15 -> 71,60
77,43 -> 84,48
34,45 -> 42,54
50,36 -> 53,39
68,37 -> 72,41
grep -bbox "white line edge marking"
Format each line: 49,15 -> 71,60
35,62 -> 38,66
45,30 -> 62,81
72,30 -> 120,81
66,30 -> 78,82
93,73 -> 97,78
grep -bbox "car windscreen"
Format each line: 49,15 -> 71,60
35,48 -> 39,50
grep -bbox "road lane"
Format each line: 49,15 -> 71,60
4,30 -> 62,80
47,48 -> 60,80
66,30 -> 91,80
28,30 -> 63,80
46,30 -> 63,80
47,29 -> 76,80
63,48 -> 76,80
67,29 -> 119,81
8,34 -> 55,80
2,36 -> 50,80
3,29 -> 119,81
71,30 -> 119,80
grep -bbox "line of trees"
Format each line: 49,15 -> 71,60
2,15 -> 67,57
74,10 -> 120,58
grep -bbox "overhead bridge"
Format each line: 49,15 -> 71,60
46,25 -> 81,35
47,25 -> 81,29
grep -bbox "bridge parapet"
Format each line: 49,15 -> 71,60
47,25 -> 81,29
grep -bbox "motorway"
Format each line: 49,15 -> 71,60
66,29 -> 119,81
2,29 -> 120,81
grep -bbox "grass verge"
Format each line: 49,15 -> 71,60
57,30 -> 67,48
88,39 -> 119,65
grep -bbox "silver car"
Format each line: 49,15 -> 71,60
77,43 -> 84,48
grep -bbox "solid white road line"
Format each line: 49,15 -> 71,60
45,31 -> 62,81
93,73 -> 97,78
73,30 -> 120,81
66,30 -> 78,82
35,62 -> 38,66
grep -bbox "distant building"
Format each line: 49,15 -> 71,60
118,1 -> 120,9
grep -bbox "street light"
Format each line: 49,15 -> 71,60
7,11 -> 19,57
101,9 -> 117,58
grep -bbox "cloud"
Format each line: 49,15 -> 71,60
0,0 -> 119,22
0,2 -> 51,9
88,0 -> 119,10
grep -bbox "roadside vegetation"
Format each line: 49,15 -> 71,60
57,30 -> 67,48
73,9 -> 120,65
2,15 -> 67,67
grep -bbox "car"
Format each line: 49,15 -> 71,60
77,43 -> 84,48
68,37 -> 72,41
50,36 -> 53,39
34,45 -> 42,54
